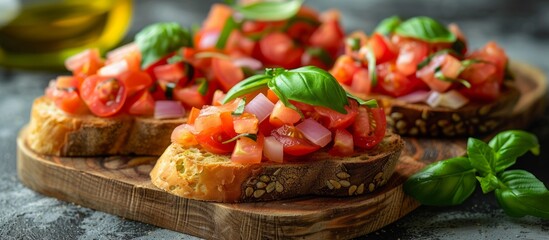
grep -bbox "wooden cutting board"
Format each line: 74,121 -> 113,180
16,62 -> 546,239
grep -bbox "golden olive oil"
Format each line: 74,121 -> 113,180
0,0 -> 132,70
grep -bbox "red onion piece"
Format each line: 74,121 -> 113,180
98,60 -> 128,77
296,118 -> 332,147
263,136 -> 284,163
426,90 -> 469,109
154,101 -> 185,119
245,93 -> 274,123
233,57 -> 263,70
396,90 -> 431,103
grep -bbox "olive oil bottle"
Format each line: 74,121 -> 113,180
0,0 -> 132,70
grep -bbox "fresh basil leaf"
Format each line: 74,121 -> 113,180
404,157 -> 477,206
346,92 -> 378,108
222,133 -> 258,144
495,170 -> 549,219
197,78 -> 208,96
234,0 -> 303,21
395,16 -> 456,43
476,173 -> 500,194
216,16 -> 239,50
365,47 -> 377,86
270,66 -> 349,113
467,137 -> 496,177
305,47 -> 333,67
135,22 -> 191,68
232,98 -> 246,116
374,15 -> 402,36
488,130 -> 540,173
222,74 -> 271,103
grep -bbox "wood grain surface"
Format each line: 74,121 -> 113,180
16,63 -> 546,239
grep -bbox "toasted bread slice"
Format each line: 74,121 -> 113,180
348,83 -> 520,137
26,96 -> 186,156
149,132 -> 404,203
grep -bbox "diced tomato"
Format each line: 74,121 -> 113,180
416,54 -> 454,92
48,87 -> 88,115
378,71 -> 415,97
106,43 -> 140,65
271,125 -> 320,156
233,113 -> 259,134
118,71 -> 153,97
368,33 -> 398,64
353,107 -> 386,149
173,82 -> 209,109
66,48 -> 105,79
269,101 -> 301,127
55,76 -> 80,89
211,90 -> 226,106
194,29 -> 220,51
460,62 -> 497,85
202,4 -> 233,31
80,75 -> 127,117
171,124 -> 198,147
330,55 -> 361,85
153,62 -> 186,83
329,128 -> 354,156
220,111 -> 238,138
396,39 -> 429,76
127,90 -> 154,116
350,69 -> 372,95
187,107 -> 200,124
308,14 -> 344,55
231,135 -> 264,164
266,89 -> 279,103
258,32 -> 304,69
459,80 -> 500,102
144,54 -> 174,79
344,31 -> 368,57
314,99 -> 358,129
195,126 -> 235,154
467,41 -> 508,84
212,57 -> 244,92
194,111 -> 223,133
226,31 -> 256,57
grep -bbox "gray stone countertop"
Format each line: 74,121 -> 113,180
1,0 -> 548,239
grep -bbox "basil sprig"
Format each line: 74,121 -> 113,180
365,47 -> 378,86
223,66 -> 376,114
135,22 -> 191,68
404,130 -> 548,219
395,16 -> 456,43
233,0 -> 304,21
374,15 -> 402,36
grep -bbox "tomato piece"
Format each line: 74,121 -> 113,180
459,62 -> 497,85
330,55 -> 361,85
350,69 -> 372,95
127,90 -> 154,116
259,32 -> 303,68
314,100 -> 358,129
194,29 -> 220,51
66,48 -> 105,80
416,54 -> 454,92
271,125 -> 321,156
171,124 -> 198,147
459,80 -> 500,102
153,62 -> 186,83
219,111 -> 238,138
269,101 -> 301,127
266,89 -> 279,103
308,15 -> 344,55
187,107 -> 200,125
144,54 -> 174,80
234,113 -> 259,134
231,135 -> 264,164
396,39 -> 429,76
106,43 -> 140,65
212,57 -> 244,92
202,4 -> 233,31
467,41 -> 508,84
353,107 -> 386,149
378,71 -> 415,97
329,128 -> 354,156
195,126 -> 235,154
48,86 -> 88,115
118,71 -> 153,97
173,83 -> 208,109
226,31 -> 256,57
212,90 -> 226,106
80,75 -> 127,117
368,33 -> 398,64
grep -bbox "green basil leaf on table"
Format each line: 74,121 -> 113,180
374,15 -> 402,36
476,173 -> 501,194
495,170 -> 549,219
403,157 -> 477,206
135,22 -> 191,68
467,137 -> 497,176
234,0 -> 303,21
395,16 -> 456,43
488,130 -> 540,173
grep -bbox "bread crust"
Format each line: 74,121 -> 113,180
150,132 -> 404,203
26,96 -> 186,156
